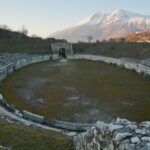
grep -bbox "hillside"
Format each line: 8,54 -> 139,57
0,119 -> 73,150
0,26 -> 150,59
73,42 -> 150,59
0,27 -> 66,54
0,28 -> 28,40
114,31 -> 150,42
51,9 -> 150,42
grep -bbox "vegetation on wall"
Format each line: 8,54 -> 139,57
73,42 -> 150,59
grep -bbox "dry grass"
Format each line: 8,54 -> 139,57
1,60 -> 150,123
0,119 -> 73,150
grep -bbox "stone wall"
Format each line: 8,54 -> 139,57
44,120 -> 93,131
0,53 -> 93,131
51,43 -> 73,56
68,54 -> 150,149
68,54 -> 150,77
0,54 -> 51,84
73,118 -> 150,150
0,53 -> 150,149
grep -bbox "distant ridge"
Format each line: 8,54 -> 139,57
0,27 -> 29,40
113,30 -> 150,42
51,9 -> 150,42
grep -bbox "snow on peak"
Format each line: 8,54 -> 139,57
104,9 -> 144,25
76,12 -> 103,26
51,9 -> 150,42
112,9 -> 127,15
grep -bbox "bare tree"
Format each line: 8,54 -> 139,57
31,34 -> 38,38
101,39 -> 107,42
87,36 -> 93,43
0,24 -> 10,30
20,25 -> 28,35
108,38 -> 115,42
119,37 -> 126,42
96,40 -> 100,43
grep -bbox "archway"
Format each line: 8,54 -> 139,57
59,47 -> 66,58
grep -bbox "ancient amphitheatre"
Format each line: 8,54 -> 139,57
0,42 -> 150,149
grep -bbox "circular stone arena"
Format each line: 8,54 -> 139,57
1,60 -> 150,123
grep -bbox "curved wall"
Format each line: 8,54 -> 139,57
0,55 -> 51,82
0,53 -> 150,150
68,54 -> 150,77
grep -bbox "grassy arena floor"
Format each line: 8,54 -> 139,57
1,60 -> 150,123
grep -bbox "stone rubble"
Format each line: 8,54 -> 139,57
74,118 -> 150,150
131,137 -> 140,144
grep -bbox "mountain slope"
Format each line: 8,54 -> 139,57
0,28 -> 29,40
114,30 -> 150,42
51,9 -> 150,42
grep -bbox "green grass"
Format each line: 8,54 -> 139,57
0,38 -> 65,54
0,39 -> 150,59
73,42 -> 150,59
0,119 -> 73,150
0,39 -> 52,54
1,60 -> 150,123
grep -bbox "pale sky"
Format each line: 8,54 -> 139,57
0,0 -> 150,38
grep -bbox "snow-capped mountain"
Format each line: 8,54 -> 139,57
51,9 -> 150,42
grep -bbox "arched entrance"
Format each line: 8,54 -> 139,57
59,47 -> 66,58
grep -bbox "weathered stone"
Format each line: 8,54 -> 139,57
96,121 -> 107,132
8,104 -> 16,112
108,124 -> 123,133
116,118 -> 135,125
0,94 -> 3,100
131,137 -> 140,144
141,137 -> 150,142
119,143 -> 130,150
45,119 -> 93,131
14,110 -> 23,117
121,139 -> 130,144
114,132 -> 132,142
140,121 -> 150,128
127,125 -> 137,130
116,127 -> 131,133
136,129 -> 146,135
0,99 -> 8,106
51,43 -> 73,59
23,110 -> 44,123
147,143 -> 150,150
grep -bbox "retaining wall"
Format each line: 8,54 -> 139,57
44,120 -> 93,131
0,53 -> 93,132
68,54 -> 150,77
0,53 -> 150,149
0,55 -> 51,83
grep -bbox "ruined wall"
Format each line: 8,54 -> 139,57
0,53 -> 150,149
0,54 -> 51,83
0,53 -> 93,131
74,118 -> 150,150
68,54 -> 150,77
51,43 -> 73,56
